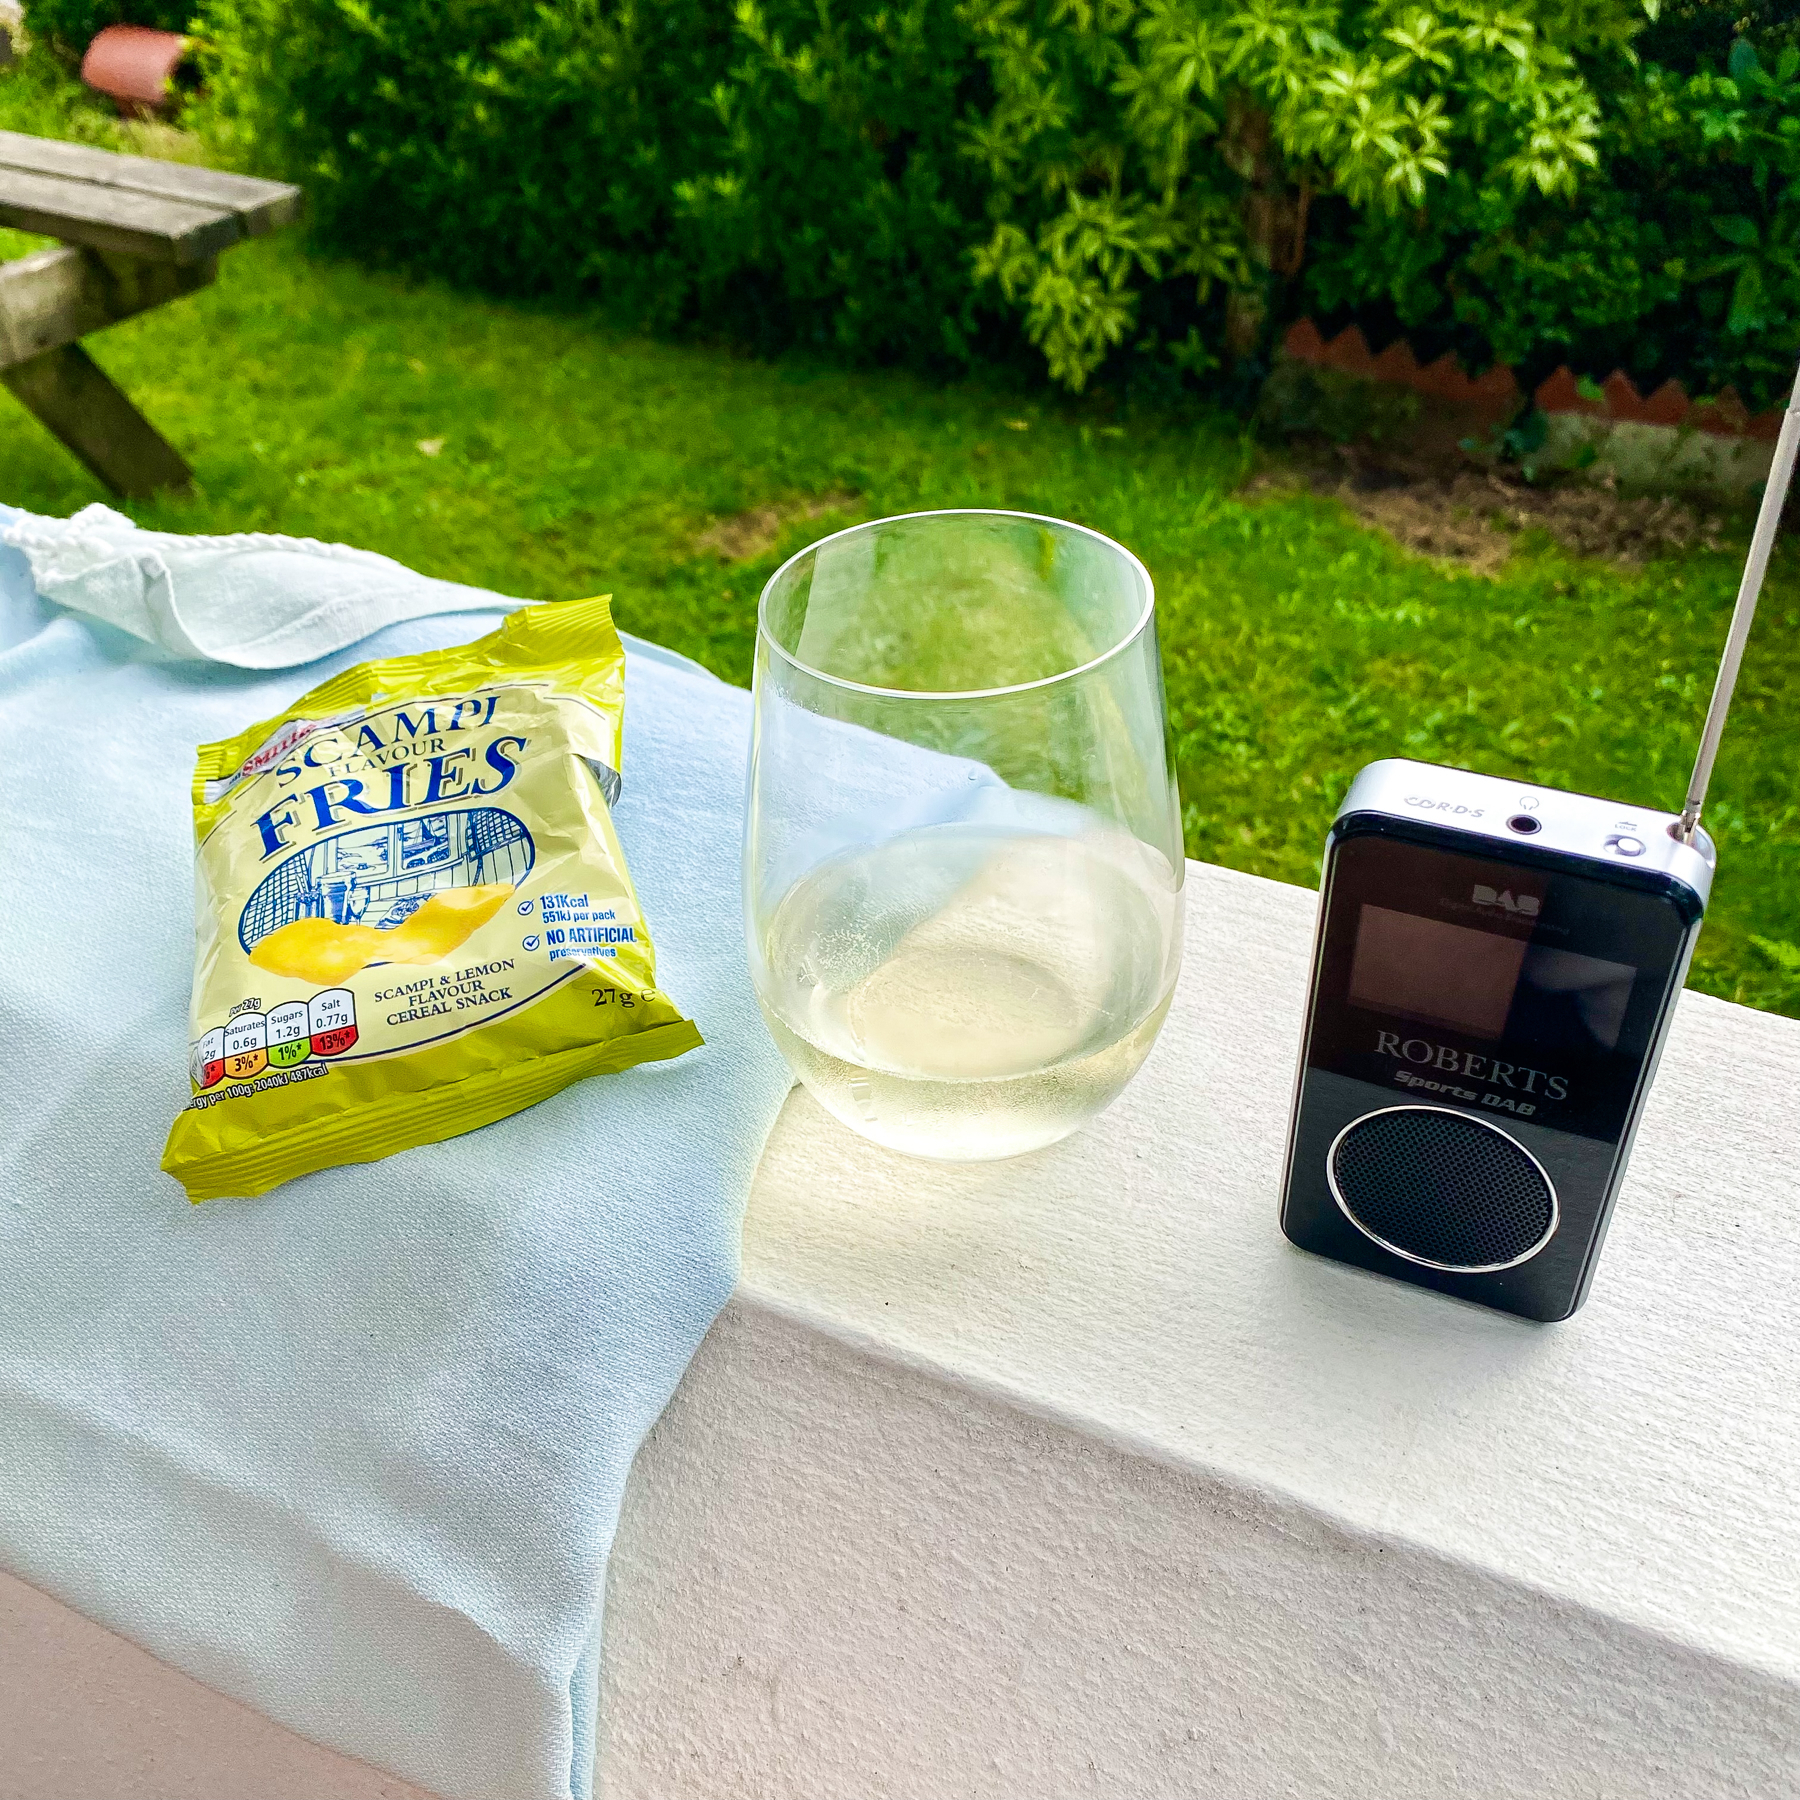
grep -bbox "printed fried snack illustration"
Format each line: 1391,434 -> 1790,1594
248,918 -> 385,984
249,883 -> 513,983
382,883 -> 514,964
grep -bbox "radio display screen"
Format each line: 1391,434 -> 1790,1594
1349,905 -> 1638,1051
1306,832 -> 1693,1141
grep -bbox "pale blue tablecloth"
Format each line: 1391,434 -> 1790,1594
0,506 -> 792,1800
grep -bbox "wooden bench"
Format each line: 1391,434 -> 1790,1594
0,129 -> 300,497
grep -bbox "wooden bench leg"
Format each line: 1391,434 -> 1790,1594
2,340 -> 191,497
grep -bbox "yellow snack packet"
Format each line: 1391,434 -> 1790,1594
162,595 -> 701,1201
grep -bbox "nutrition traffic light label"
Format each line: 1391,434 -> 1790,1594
191,988 -> 358,1091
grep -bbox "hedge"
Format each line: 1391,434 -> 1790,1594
23,0 -> 193,57
33,0 -> 1800,409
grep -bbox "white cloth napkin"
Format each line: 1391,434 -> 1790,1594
0,502 -> 514,667
0,504 -> 792,1800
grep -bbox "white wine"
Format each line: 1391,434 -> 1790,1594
758,823 -> 1181,1160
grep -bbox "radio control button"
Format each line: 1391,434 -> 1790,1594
1606,834 -> 1646,857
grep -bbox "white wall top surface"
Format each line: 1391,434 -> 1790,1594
12,857 -> 1798,1799
740,860 -> 1800,1686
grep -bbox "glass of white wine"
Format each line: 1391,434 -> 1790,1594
745,510 -> 1185,1161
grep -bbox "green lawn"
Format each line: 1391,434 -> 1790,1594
2,68 -> 1796,1018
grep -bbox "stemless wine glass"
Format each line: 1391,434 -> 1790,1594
744,510 -> 1184,1161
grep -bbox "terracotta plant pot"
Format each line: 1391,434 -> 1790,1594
80,24 -> 193,119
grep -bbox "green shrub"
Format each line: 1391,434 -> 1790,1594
189,0 -> 1800,408
1638,0 -> 1799,71
195,0 -> 992,365
22,0 -> 195,60
196,1 -> 710,324
1307,35 -> 1800,409
965,0 -> 1645,390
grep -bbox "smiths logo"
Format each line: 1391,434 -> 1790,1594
1473,884 -> 1539,916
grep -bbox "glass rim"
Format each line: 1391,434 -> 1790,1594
756,508 -> 1156,701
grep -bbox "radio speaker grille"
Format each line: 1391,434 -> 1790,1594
1328,1106 -> 1557,1273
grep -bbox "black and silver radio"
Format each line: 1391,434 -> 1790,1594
1279,762 -> 1712,1321
1280,362 -> 1798,1322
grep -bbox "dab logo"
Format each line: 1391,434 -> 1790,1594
1473,884 -> 1539,916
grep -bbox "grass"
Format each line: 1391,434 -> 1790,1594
2,58 -> 1797,1019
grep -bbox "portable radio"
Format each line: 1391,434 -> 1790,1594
1280,368 -> 1800,1322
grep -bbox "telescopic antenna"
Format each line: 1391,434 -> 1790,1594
1674,359 -> 1800,844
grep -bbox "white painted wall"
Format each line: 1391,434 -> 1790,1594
597,862 -> 1800,1799
8,862 -> 1797,1797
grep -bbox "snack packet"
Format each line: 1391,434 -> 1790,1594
162,595 -> 701,1200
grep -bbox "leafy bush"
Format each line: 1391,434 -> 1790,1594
965,0 -> 1643,389
22,0 -> 195,59
195,0 -> 996,367
189,0 -> 1800,408
196,1 -> 716,329
1638,0 -> 1799,71
1307,33 -> 1800,408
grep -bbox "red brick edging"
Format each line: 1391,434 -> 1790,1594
1282,320 -> 1783,442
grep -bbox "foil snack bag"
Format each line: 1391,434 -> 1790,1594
162,595 -> 701,1200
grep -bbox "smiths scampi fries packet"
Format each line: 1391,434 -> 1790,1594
162,595 -> 701,1200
